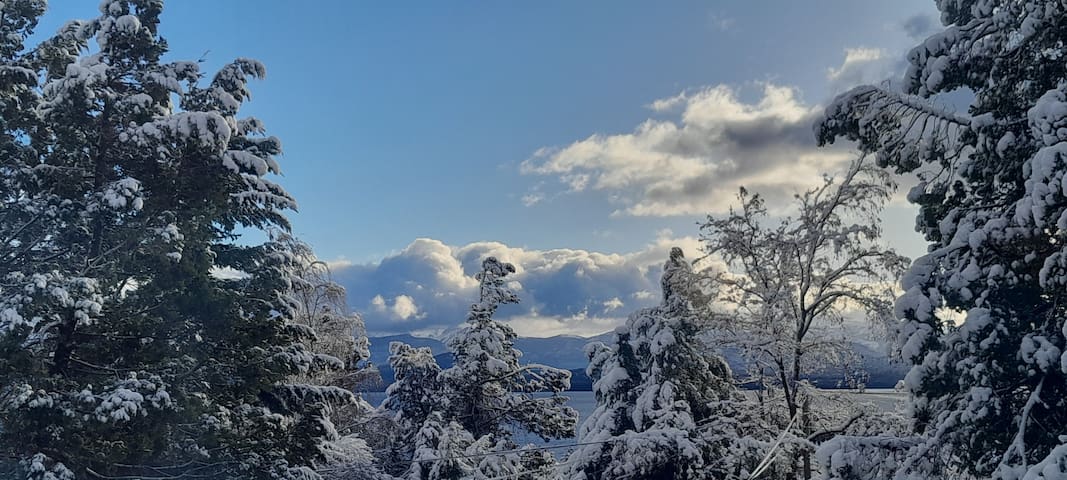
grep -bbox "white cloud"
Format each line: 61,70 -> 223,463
370,294 -> 386,310
325,258 -> 355,270
521,83 -> 853,216
632,290 -> 655,301
392,295 -> 419,320
825,47 -> 905,94
370,294 -> 421,321
827,47 -> 885,81
332,235 -> 714,337
649,91 -> 688,112
503,309 -> 622,338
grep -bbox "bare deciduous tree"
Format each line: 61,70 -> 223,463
699,156 -> 908,479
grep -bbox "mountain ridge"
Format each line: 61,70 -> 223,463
365,333 -> 907,391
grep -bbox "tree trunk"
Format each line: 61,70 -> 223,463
50,102 -> 113,375
802,393 -> 812,480
793,347 -> 813,480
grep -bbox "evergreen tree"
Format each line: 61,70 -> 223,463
567,248 -> 745,480
439,256 -> 577,441
0,0 -> 51,283
406,412 -> 478,480
0,2 -> 355,478
267,233 -> 383,479
817,0 -> 1067,477
379,342 -> 446,477
381,257 -> 577,479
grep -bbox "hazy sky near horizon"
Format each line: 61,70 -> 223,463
38,1 -> 944,336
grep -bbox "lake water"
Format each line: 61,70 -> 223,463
359,389 -> 905,456
359,391 -> 597,456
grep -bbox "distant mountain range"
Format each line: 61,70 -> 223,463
365,333 -> 908,392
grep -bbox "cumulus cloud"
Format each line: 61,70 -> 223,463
370,294 -> 423,321
520,83 -> 853,217
332,234 -> 712,337
393,295 -> 419,319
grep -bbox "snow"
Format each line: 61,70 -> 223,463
1020,335 -> 1061,373
24,453 -> 75,480
379,258 -> 575,478
100,177 -> 143,210
567,249 -> 747,479
817,1 -> 1067,476
129,111 -> 233,149
92,374 -> 174,423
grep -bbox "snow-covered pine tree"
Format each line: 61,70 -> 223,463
406,412 -> 479,480
0,0 -> 51,282
401,412 -> 555,480
266,233 -> 384,479
381,258 -> 576,479
0,2 -> 355,478
567,248 -> 744,480
0,4 -> 64,477
379,342 -> 447,477
382,340 -> 549,480
817,1 -> 1067,477
440,256 -> 577,441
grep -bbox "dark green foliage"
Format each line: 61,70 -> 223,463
817,0 -> 1067,476
0,2 -> 354,478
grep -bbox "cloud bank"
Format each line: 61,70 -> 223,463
521,83 -> 854,217
519,40 -> 932,218
331,233 -> 709,337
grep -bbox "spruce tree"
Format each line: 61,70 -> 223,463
440,256 -> 577,442
0,0 -> 50,281
818,0 -> 1067,476
0,2 -> 354,478
567,248 -> 742,480
379,342 -> 446,477
380,257 -> 577,479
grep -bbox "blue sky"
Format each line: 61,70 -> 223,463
36,1 -> 943,336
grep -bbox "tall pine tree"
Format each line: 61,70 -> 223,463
0,2 -> 355,478
567,248 -> 745,480
380,257 -> 577,479
440,256 -> 577,442
818,0 -> 1067,477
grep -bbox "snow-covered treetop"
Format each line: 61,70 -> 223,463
470,256 -> 519,322
661,246 -> 690,305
